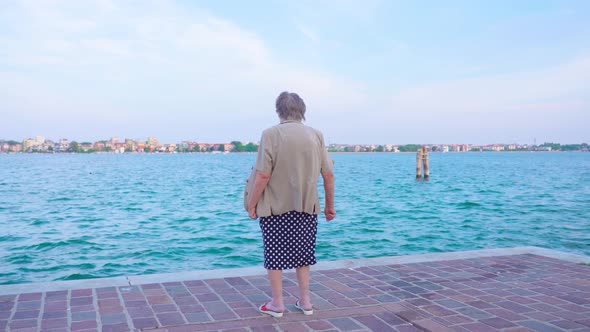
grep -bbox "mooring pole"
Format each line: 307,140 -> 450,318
416,149 -> 423,179
423,146 -> 430,179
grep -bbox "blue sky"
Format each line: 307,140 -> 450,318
0,0 -> 588,144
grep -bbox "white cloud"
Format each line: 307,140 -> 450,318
296,24 -> 320,44
0,0 -> 368,141
389,55 -> 590,117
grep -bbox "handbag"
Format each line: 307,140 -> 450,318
243,166 -> 256,212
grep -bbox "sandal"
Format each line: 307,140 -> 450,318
295,300 -> 314,315
259,303 -> 284,318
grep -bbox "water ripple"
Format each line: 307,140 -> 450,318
0,152 -> 589,285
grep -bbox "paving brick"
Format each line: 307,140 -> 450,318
157,312 -> 186,326
71,289 -> 92,297
353,315 -> 396,331
41,318 -> 68,329
12,310 -> 39,319
548,319 -> 588,330
375,311 -> 406,326
127,306 -> 154,318
101,322 -> 131,332
328,317 -> 364,331
71,297 -> 93,306
396,324 -> 424,332
132,317 -> 159,329
518,320 -> 564,332
16,300 -> 41,311
184,312 -> 212,323
460,321 -> 502,331
454,306 -> 492,320
422,304 -> 457,317
306,320 -> 335,331
18,293 -> 42,301
250,325 -> 279,332
435,299 -> 466,309
152,304 -> 179,313
101,312 -> 128,325
439,314 -> 473,325
71,304 -> 96,312
195,292 -> 220,302
412,318 -> 455,332
44,301 -> 68,312
277,322 -> 308,332
71,320 -> 98,331
480,317 -> 516,329
327,297 -> 358,307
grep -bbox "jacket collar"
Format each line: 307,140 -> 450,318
279,119 -> 302,124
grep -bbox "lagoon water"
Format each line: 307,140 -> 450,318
1,152 -> 589,284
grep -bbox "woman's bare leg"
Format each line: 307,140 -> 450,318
296,266 -> 312,309
266,269 -> 285,311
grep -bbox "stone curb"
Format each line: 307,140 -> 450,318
1,246 -> 588,295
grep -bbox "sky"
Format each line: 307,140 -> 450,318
0,0 -> 589,145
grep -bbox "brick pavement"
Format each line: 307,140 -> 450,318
1,254 -> 589,331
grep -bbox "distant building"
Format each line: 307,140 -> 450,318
94,142 -> 106,151
147,137 -> 160,147
23,138 -> 36,151
224,144 -> 235,152
11,144 -> 23,152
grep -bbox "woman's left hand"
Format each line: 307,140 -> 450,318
248,206 -> 258,220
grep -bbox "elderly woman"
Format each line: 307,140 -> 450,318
248,91 -> 336,317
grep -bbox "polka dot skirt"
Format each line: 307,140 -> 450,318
259,211 -> 318,270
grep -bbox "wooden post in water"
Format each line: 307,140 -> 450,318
416,149 -> 423,179
423,146 -> 430,179
416,146 -> 430,180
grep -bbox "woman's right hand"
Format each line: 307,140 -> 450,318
324,206 -> 336,221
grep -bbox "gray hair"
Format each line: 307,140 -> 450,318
276,91 -> 306,121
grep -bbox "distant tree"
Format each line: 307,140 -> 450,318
244,143 -> 258,152
125,147 -> 132,153
541,142 -> 561,151
144,147 -> 150,153
561,144 -> 586,151
69,141 -> 80,153
191,145 -> 201,152
431,146 -> 438,152
343,146 -> 350,152
7,140 -> 19,145
398,144 -> 421,152
231,141 -> 245,152
376,145 -> 384,152
48,146 -> 53,152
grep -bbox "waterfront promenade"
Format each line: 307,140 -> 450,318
1,247 -> 589,332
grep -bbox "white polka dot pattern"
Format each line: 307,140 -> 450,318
259,211 -> 318,270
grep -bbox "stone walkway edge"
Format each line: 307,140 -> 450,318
1,246 -> 589,332
1,246 -> 588,296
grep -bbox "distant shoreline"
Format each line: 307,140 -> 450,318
0,150 -> 587,155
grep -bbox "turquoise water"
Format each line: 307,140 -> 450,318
1,153 -> 589,284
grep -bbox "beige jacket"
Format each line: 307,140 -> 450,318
255,120 -> 333,217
